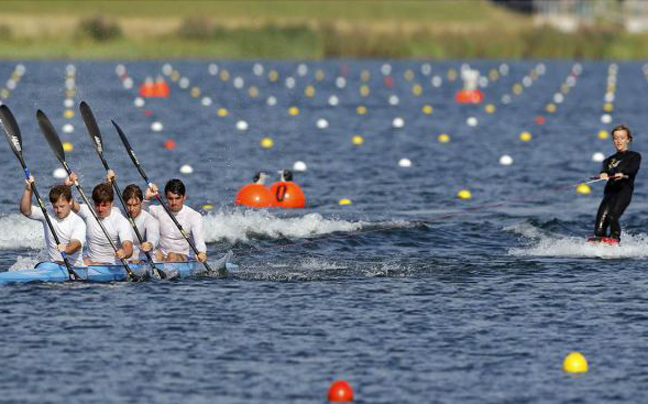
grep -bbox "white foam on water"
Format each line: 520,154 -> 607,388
0,214 -> 44,250
203,209 -> 366,243
7,255 -> 43,272
506,221 -> 648,259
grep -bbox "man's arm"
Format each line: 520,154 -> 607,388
64,173 -> 81,213
19,176 -> 34,217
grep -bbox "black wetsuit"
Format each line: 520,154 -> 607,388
594,150 -> 641,240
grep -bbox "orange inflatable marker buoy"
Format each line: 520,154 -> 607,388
270,169 -> 306,209
455,89 -> 484,104
153,76 -> 170,98
328,380 -> 354,402
139,76 -> 155,98
235,172 -> 274,208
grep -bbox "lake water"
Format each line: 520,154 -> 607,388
0,60 -> 647,403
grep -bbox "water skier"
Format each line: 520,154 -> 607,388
592,124 -> 641,243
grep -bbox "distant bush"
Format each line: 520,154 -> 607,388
77,15 -> 122,42
177,16 -> 213,41
0,24 -> 11,39
320,24 -> 411,58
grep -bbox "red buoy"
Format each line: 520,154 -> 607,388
328,380 -> 353,402
535,116 -> 546,125
163,140 -> 177,150
270,182 -> 305,208
455,89 -> 484,104
235,184 -> 273,208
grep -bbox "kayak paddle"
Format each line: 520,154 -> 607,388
36,109 -> 140,282
111,119 -> 215,275
0,105 -> 80,280
78,101 -> 164,279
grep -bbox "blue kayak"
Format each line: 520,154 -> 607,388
0,252 -> 233,285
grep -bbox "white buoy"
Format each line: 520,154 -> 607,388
566,76 -> 577,87
605,92 -> 615,102
297,63 -> 308,76
316,118 -> 329,129
64,99 -> 75,108
179,77 -> 190,89
62,124 -> 74,133
236,120 -> 249,131
293,161 -> 307,172
467,117 -> 478,127
499,155 -> 514,166
501,94 -> 512,104
328,95 -> 339,106
151,121 -> 163,132
134,97 -> 145,107
115,64 -> 126,76
553,93 -> 564,104
592,152 -> 605,162
285,77 -> 296,89
179,164 -> 194,174
392,117 -> 405,128
267,96 -> 277,106
162,64 -> 173,76
15,64 -> 26,75
388,95 -> 399,106
335,77 -> 346,89
233,77 -> 244,89
6,80 -> 16,90
65,78 -> 75,90
398,158 -> 412,168
65,65 -> 76,75
432,76 -> 442,87
201,97 -> 212,107
53,167 -> 67,179
601,114 -> 612,124
123,77 -> 134,89
421,63 -> 432,76
253,63 -> 264,76
381,64 -> 392,76
522,76 -> 532,87
208,64 -> 218,75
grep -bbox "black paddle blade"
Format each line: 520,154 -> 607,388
0,104 -> 24,157
36,110 -> 66,164
112,120 -> 150,182
79,101 -> 104,154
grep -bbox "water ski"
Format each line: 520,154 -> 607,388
587,236 -> 619,245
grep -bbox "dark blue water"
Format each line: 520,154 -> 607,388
1,60 -> 648,403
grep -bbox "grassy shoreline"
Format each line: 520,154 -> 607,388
0,1 -> 647,59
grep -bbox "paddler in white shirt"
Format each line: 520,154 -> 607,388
65,173 -> 133,265
143,179 -> 208,263
20,176 -> 86,266
122,184 -> 159,263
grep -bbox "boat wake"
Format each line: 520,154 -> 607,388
506,221 -> 648,259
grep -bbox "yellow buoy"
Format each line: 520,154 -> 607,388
412,84 -> 422,96
520,131 -> 532,142
485,104 -> 496,114
513,83 -> 523,95
217,108 -> 229,117
457,190 -> 472,199
268,70 -> 278,82
220,70 -> 230,81
190,87 -> 201,98
351,135 -> 364,146
563,352 -> 588,373
260,137 -> 274,149
64,109 -> 74,119
171,70 -> 181,82
546,103 -> 557,113
576,184 -> 591,194
360,85 -> 370,97
315,69 -> 324,81
603,102 -> 614,112
62,142 -> 73,152
339,198 -> 352,206
447,69 -> 457,81
404,69 -> 415,81
304,86 -> 315,98
360,70 -> 370,82
248,86 -> 259,98
202,204 -> 213,211
422,105 -> 433,115
356,105 -> 367,115
66,90 -> 75,98
438,134 -> 450,143
0,88 -> 9,99
489,69 -> 499,81
289,106 -> 300,116
598,130 -> 609,140
561,84 -> 570,94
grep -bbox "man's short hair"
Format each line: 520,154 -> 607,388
49,185 -> 72,204
92,183 -> 114,204
165,179 -> 186,196
122,184 -> 143,202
